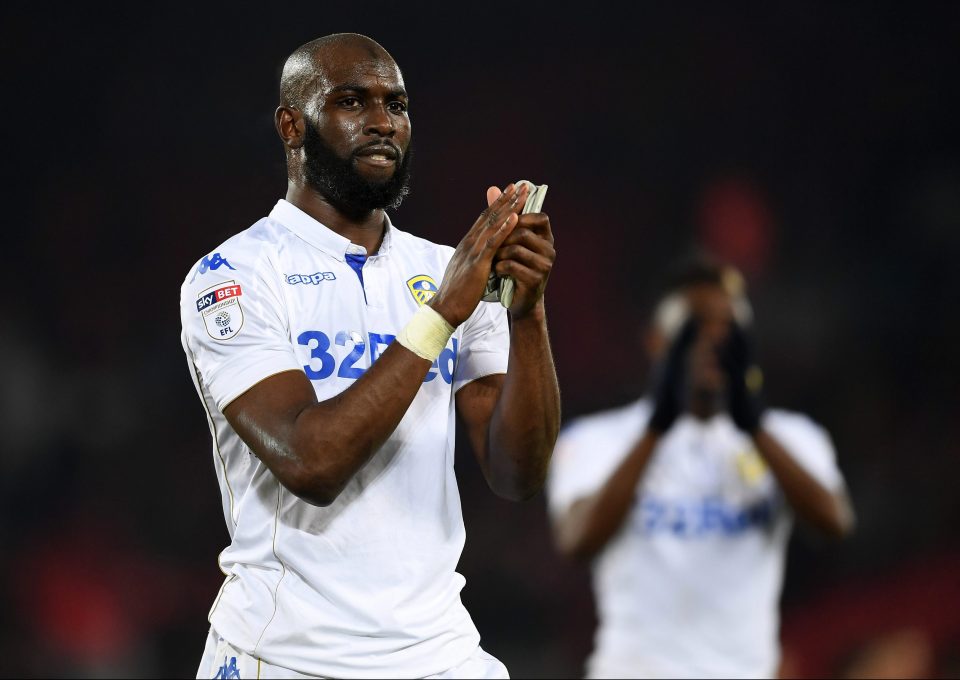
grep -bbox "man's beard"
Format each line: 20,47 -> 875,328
302,119 -> 412,216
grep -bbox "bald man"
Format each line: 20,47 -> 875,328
180,34 -> 559,679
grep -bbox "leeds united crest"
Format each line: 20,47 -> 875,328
406,274 -> 438,306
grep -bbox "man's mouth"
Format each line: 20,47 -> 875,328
354,144 -> 399,167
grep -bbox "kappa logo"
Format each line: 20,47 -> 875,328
190,253 -> 235,282
406,275 -> 439,306
196,280 -> 244,340
214,655 -> 241,679
287,272 -> 336,285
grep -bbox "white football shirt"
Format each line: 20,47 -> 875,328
547,399 -> 845,679
179,199 -> 510,678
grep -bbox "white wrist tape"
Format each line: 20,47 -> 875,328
396,305 -> 455,362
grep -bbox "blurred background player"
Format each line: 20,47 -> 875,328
546,255 -> 855,678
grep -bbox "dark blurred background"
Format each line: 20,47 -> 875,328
2,2 -> 959,677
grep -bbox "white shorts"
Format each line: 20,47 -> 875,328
197,627 -> 510,679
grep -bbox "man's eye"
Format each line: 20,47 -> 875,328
388,101 -> 407,113
340,97 -> 361,108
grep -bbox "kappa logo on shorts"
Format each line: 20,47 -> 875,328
406,274 -> 439,306
196,281 -> 244,340
190,252 -> 235,282
214,655 -> 240,679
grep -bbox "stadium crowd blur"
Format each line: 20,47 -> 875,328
2,3 -> 958,677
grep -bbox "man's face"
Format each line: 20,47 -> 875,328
649,283 -> 737,399
303,47 -> 412,213
684,284 -> 737,398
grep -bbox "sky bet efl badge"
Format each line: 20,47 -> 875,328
406,275 -> 438,306
196,280 -> 244,340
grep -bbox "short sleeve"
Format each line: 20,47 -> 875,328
763,410 -> 846,493
452,300 -> 510,392
180,250 -> 303,412
546,403 -> 649,519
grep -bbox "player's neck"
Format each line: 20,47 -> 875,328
285,185 -> 386,255
688,391 -> 722,421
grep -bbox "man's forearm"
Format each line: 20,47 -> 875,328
486,302 -> 561,500
228,343 -> 434,506
753,429 -> 854,538
555,429 -> 659,559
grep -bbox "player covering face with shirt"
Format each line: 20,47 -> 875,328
183,33 -> 559,679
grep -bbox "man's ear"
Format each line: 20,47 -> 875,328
644,325 -> 666,362
275,106 -> 306,149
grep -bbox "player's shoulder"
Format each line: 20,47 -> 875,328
560,398 -> 651,444
550,399 -> 650,475
762,408 -> 832,446
387,220 -> 456,263
180,216 -> 287,294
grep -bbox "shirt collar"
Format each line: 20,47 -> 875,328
269,199 -> 395,261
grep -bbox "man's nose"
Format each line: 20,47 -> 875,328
363,102 -> 395,137
699,320 -> 730,345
